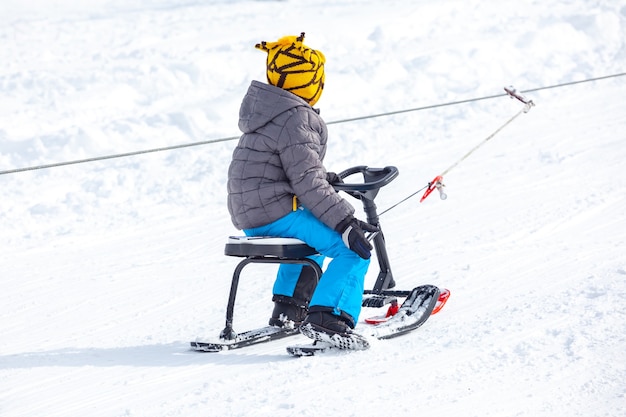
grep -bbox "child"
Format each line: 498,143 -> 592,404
227,33 -> 377,349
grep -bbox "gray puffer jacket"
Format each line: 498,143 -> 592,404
227,80 -> 354,230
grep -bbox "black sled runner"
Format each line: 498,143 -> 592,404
191,166 -> 450,353
287,284 -> 441,356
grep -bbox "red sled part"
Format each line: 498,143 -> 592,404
364,314 -> 393,325
431,288 -> 450,315
364,299 -> 399,324
364,288 -> 450,324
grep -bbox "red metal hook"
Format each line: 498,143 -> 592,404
420,175 -> 445,202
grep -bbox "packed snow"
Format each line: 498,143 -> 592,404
1,0 -> 625,416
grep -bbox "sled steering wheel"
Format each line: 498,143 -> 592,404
332,166 -> 399,200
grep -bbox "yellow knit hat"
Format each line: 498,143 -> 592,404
255,32 -> 325,106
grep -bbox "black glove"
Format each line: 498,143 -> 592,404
335,216 -> 379,259
326,171 -> 343,185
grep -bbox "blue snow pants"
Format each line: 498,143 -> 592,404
244,208 -> 370,324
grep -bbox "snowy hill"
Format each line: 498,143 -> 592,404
1,1 -> 625,416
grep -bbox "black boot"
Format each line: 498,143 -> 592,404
268,265 -> 318,327
269,295 -> 308,328
300,306 -> 370,350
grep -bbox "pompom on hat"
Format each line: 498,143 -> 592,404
255,32 -> 325,106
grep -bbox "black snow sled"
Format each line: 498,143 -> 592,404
191,166 -> 449,352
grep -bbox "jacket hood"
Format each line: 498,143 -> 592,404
238,80 -> 311,133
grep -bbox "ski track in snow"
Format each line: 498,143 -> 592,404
1,1 -> 626,416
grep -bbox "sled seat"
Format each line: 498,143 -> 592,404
225,236 -> 319,258
220,236 -> 322,339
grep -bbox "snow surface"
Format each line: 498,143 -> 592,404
1,0 -> 626,416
